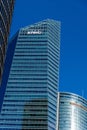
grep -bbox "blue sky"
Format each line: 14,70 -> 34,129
10,0 -> 87,98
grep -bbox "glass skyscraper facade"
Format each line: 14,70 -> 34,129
0,19 -> 60,130
0,0 -> 15,81
57,92 -> 87,130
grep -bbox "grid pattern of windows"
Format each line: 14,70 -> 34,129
57,92 -> 87,130
0,19 -> 60,130
0,0 -> 14,82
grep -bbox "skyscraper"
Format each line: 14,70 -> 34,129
57,92 -> 87,130
0,19 -> 60,130
0,0 -> 15,82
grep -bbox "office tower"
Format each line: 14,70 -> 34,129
0,19 -> 60,130
0,0 -> 15,81
57,92 -> 87,130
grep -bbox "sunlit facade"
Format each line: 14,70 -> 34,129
57,92 -> 87,130
0,19 -> 60,130
0,0 -> 15,82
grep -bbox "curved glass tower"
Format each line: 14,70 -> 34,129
0,0 -> 15,81
0,19 -> 60,130
57,92 -> 87,130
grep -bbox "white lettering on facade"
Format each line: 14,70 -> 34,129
27,31 -> 41,34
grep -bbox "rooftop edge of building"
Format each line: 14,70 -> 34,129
21,19 -> 61,30
58,91 -> 87,103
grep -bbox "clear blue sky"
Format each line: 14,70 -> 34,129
10,0 -> 87,98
